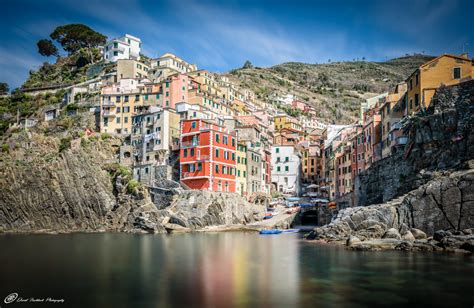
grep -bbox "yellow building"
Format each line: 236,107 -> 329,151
100,80 -> 162,135
274,114 -> 302,132
188,70 -> 221,97
236,143 -> 248,197
406,54 -> 473,114
116,59 -> 150,81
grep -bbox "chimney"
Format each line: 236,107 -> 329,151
460,52 -> 468,58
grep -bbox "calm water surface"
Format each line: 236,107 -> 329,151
0,232 -> 473,307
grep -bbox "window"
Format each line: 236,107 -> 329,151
184,149 -> 187,157
276,148 -> 280,153
415,73 -> 419,85
285,157 -> 289,162
277,166 -> 281,172
223,166 -> 227,174
232,138 -> 235,147
135,95 -> 140,101
232,153 -> 235,161
190,148 -> 194,156
238,170 -> 241,177
215,164 -> 219,173
191,121 -> 196,129
116,107 -> 121,113
124,117 -> 128,123
197,163 -> 202,171
243,171 -> 246,177
113,51 -> 118,56
215,149 -> 219,158
189,164 -> 195,172
415,94 -> 419,106
116,117 -> 120,124
215,133 -> 220,143
116,96 -> 121,103
409,79 -> 413,90
453,67 -> 461,79
124,96 -> 129,102
285,166 -> 289,172
237,157 -> 241,163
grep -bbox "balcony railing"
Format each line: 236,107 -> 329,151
396,136 -> 408,145
181,141 -> 199,148
102,111 -> 116,117
196,155 -> 209,161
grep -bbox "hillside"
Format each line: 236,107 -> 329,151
225,54 -> 434,124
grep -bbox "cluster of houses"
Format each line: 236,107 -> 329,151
58,33 -> 473,207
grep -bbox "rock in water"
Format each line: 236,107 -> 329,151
410,228 -> 427,239
346,235 -> 361,246
383,228 -> 402,239
401,230 -> 415,242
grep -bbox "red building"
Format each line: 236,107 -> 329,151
180,119 -> 237,192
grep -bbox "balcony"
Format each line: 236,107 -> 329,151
196,155 -> 209,161
396,136 -> 408,145
102,110 -> 116,117
181,141 -> 200,148
102,101 -> 115,107
181,172 -> 209,179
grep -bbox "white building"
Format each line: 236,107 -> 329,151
271,145 -> 301,196
103,34 -> 141,63
360,92 -> 388,122
150,53 -> 197,80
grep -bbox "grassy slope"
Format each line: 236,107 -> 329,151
224,55 -> 434,124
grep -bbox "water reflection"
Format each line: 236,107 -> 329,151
0,233 -> 473,307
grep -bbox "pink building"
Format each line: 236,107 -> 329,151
162,73 -> 189,109
292,99 -> 307,111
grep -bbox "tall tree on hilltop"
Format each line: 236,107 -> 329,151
49,24 -> 107,64
242,60 -> 253,69
0,82 -> 9,95
37,39 -> 59,57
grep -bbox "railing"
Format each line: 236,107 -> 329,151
396,136 -> 408,145
181,141 -> 199,148
102,111 -> 116,116
196,155 -> 209,161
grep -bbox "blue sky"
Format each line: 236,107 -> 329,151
1,0 -> 473,90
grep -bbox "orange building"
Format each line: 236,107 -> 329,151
406,53 -> 473,114
180,119 -> 237,192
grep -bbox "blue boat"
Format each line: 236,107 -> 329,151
259,229 -> 282,235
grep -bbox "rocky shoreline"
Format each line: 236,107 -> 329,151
306,168 -> 474,254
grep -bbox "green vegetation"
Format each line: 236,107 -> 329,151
104,163 -> 141,194
37,39 -> 58,57
225,55 -> 434,124
0,82 -> 9,95
0,90 -> 66,135
1,144 -> 9,153
25,24 -> 108,89
58,136 -> 72,153
101,133 -> 111,140
127,179 -> 140,194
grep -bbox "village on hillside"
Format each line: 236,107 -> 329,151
11,32 -> 474,212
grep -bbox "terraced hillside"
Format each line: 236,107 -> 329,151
225,55 -> 434,124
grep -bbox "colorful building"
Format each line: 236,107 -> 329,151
179,119 -> 237,192
406,53 -> 473,114
236,143 -> 248,197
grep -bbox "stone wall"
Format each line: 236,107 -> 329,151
356,80 -> 474,207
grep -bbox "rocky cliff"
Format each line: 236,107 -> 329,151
308,168 -> 474,252
0,131 -> 167,233
356,80 -> 474,206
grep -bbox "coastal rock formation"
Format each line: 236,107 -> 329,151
160,190 -> 265,230
356,80 -> 474,206
307,168 -> 474,253
0,132 -> 167,234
